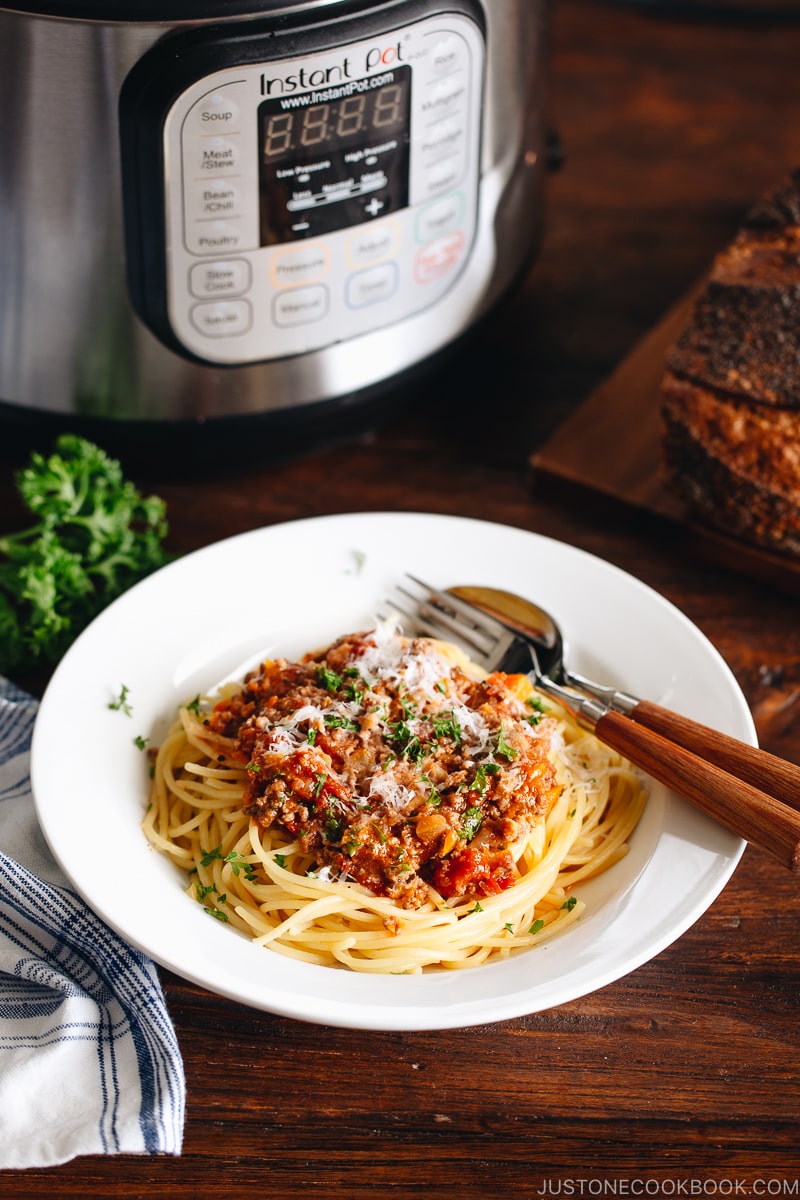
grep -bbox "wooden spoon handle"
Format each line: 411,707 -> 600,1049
594,709 -> 800,871
629,699 -> 800,813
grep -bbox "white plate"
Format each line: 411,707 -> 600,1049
31,512 -> 750,1031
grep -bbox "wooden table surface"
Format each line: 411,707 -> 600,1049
2,0 -> 800,1193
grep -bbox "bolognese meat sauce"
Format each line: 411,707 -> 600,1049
207,624 -> 562,910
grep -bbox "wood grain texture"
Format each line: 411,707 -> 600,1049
2,0 -> 800,1194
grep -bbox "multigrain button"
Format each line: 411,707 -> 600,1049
189,259 -> 251,298
273,285 -> 329,327
190,298 -> 252,337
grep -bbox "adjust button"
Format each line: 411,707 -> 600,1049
190,298 -> 252,337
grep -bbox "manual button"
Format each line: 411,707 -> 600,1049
190,298 -> 252,337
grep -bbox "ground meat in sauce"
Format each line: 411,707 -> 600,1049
207,626 -> 563,910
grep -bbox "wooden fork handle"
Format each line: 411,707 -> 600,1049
628,700 -> 800,814
593,709 -> 800,872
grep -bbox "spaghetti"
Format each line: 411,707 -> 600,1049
143,623 -> 647,973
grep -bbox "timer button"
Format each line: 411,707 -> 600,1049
189,259 -> 251,299
190,298 -> 252,337
346,263 -> 399,309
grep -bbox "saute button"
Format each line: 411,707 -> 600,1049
189,259 -> 251,299
190,299 -> 252,337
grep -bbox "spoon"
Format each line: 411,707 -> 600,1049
449,584 -> 800,815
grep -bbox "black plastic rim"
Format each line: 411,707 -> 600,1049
0,0 -> 340,23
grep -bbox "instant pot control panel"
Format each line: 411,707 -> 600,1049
121,3 -> 486,366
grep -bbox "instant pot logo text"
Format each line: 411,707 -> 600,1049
260,40 -> 404,95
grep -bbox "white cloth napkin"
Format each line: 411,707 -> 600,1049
0,677 -> 185,1169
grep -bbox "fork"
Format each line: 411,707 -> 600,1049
388,576 -> 800,872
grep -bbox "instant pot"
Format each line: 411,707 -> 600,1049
0,0 -> 552,447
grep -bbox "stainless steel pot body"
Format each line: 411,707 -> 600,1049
0,0 -> 551,423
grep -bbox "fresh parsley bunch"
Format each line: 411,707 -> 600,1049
0,435 -> 169,675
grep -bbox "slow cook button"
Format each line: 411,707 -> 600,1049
190,298 -> 252,337
273,284 -> 329,327
346,263 -> 399,309
189,259 -> 251,298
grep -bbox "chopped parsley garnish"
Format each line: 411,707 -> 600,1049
562,895 -> 578,911
313,772 -> 327,798
204,906 -> 229,922
108,684 -> 132,716
472,761 -> 500,796
388,720 -> 424,762
317,665 -> 342,693
133,734 -> 148,751
495,724 -> 517,761
469,901 -> 483,914
529,918 -> 545,935
225,850 -> 257,881
526,696 -> 549,725
432,712 -> 462,745
274,853 -> 287,869
200,844 -> 223,868
306,728 -> 317,746
460,806 -> 483,842
185,694 -> 202,716
324,713 -> 359,731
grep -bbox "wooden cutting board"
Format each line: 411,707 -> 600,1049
530,285 -> 800,600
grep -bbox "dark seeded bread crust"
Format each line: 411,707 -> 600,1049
660,171 -> 800,558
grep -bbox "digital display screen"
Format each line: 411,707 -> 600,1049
258,66 -> 411,244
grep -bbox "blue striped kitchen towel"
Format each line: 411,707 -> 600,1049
0,677 -> 185,1168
